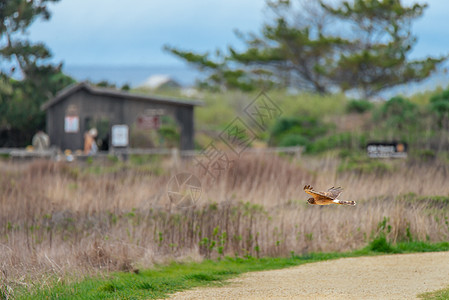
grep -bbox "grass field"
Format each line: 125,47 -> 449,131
1,154 -> 449,298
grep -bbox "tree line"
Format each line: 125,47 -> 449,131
0,0 -> 74,147
166,0 -> 447,97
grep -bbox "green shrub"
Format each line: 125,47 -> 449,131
430,99 -> 449,114
158,115 -> 181,148
368,235 -> 396,253
159,125 -> 180,147
369,96 -> 420,146
307,132 -> 362,154
429,88 -> 449,126
278,134 -> 309,147
381,96 -> 417,116
346,99 -> 373,113
375,96 -> 418,131
430,89 -> 449,103
269,116 -> 330,147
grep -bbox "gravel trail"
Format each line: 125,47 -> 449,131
171,252 -> 449,299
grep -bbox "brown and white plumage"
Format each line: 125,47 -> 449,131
303,185 -> 356,206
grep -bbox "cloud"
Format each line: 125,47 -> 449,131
29,0 -> 266,65
28,0 -> 448,66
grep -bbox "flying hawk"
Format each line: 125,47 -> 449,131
304,185 -> 356,206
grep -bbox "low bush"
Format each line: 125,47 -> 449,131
306,132 -> 366,154
374,96 -> 419,131
346,99 -> 373,113
429,88 -> 449,127
269,116 -> 331,147
278,134 -> 309,147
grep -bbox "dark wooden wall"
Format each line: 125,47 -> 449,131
46,87 -> 195,151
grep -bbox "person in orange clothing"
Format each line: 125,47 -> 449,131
84,128 -> 98,155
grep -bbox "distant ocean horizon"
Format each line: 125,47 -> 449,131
63,64 -> 203,88
63,64 -> 449,97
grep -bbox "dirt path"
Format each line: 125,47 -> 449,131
171,252 -> 449,299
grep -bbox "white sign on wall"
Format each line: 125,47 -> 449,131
111,125 -> 129,147
64,116 -> 79,133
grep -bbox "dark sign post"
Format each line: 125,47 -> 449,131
367,142 -> 407,158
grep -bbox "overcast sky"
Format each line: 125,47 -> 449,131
27,0 -> 449,67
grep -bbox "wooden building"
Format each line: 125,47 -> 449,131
41,82 -> 202,151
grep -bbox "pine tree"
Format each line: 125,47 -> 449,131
0,0 -> 74,146
166,0 -> 446,96
320,0 -> 446,97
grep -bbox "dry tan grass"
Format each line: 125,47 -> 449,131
0,154 -> 449,289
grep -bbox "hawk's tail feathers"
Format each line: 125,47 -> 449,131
335,200 -> 356,206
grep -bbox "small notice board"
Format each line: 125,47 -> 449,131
367,142 -> 407,158
111,125 -> 129,147
64,116 -> 79,133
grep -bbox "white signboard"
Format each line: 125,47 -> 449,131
64,116 -> 79,133
367,142 -> 407,158
111,125 -> 129,147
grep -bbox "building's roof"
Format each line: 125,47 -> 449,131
139,74 -> 181,89
41,82 -> 203,111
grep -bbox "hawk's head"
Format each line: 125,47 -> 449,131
307,197 -> 315,204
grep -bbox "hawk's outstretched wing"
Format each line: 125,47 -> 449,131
326,186 -> 343,200
303,185 -> 332,201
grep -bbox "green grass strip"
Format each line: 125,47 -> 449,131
419,287 -> 449,300
14,240 -> 449,299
